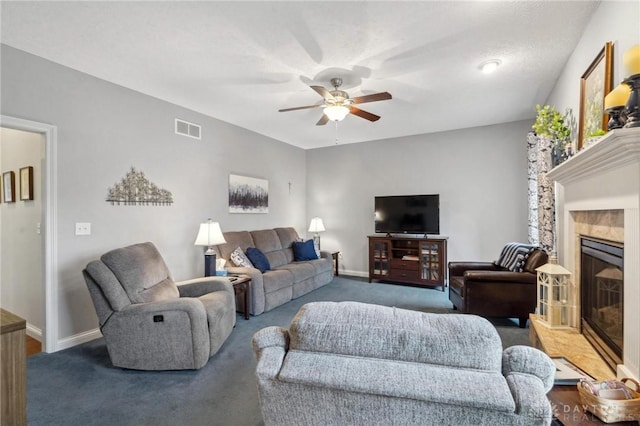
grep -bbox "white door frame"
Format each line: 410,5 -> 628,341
1,115 -> 58,353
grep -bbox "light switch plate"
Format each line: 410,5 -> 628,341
75,222 -> 91,236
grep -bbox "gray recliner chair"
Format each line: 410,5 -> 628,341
83,242 -> 236,370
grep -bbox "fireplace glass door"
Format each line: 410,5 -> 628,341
580,237 -> 623,368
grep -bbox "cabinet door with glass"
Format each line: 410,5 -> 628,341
419,240 -> 447,288
369,238 -> 391,282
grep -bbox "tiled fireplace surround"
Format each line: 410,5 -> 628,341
548,128 -> 640,381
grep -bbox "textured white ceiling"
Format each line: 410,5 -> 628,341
1,1 -> 599,149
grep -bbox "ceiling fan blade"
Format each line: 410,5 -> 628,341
316,114 -> 329,126
278,104 -> 322,112
349,106 -> 380,122
310,85 -> 335,100
351,92 -> 392,104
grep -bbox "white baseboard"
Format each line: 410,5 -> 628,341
617,363 -> 639,381
340,269 -> 368,278
26,323 -> 43,340
56,328 -> 102,351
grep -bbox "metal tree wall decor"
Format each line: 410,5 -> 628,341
106,167 -> 173,206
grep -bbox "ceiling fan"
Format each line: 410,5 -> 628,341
279,77 -> 392,125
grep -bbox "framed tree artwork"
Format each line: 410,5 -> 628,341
20,166 -> 34,201
3,171 -> 16,203
578,41 -> 613,149
228,174 -> 269,213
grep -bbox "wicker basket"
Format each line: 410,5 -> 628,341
578,378 -> 640,423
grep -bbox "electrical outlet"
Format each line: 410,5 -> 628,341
75,222 -> 91,236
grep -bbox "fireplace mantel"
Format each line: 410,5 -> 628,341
547,128 -> 640,184
547,127 -> 640,381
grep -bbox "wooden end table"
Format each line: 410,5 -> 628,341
331,251 -> 340,276
230,276 -> 251,320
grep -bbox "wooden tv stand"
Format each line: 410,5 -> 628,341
368,235 -> 447,291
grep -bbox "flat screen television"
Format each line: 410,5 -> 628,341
374,194 -> 440,235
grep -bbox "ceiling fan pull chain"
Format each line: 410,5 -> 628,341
335,120 -> 339,144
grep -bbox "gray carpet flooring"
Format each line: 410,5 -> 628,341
27,276 -> 530,426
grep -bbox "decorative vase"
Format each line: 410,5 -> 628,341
551,145 -> 568,167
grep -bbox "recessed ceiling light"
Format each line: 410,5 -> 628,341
480,60 -> 502,74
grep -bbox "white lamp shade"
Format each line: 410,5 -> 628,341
324,105 -> 350,121
194,220 -> 226,246
308,217 -> 326,233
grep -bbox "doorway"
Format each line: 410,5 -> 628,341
1,116 -> 58,353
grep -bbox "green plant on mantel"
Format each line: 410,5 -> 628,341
532,104 -> 572,151
587,128 -> 607,138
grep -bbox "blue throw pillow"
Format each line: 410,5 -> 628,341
245,247 -> 270,273
293,239 -> 318,261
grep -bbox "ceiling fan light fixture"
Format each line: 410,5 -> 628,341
324,105 -> 350,121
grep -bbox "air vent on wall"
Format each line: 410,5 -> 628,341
175,118 -> 201,140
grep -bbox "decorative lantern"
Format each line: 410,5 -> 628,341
536,257 -> 575,328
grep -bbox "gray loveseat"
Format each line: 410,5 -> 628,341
213,227 -> 333,316
253,301 -> 556,426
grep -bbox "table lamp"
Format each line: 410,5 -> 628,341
308,217 -> 325,253
194,219 -> 226,276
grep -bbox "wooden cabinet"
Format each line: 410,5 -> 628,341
1,309 -> 27,426
368,236 -> 447,290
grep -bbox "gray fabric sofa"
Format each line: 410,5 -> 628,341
213,227 -> 333,315
83,242 -> 236,370
252,301 -> 556,426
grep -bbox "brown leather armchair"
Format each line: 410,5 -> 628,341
448,249 -> 548,328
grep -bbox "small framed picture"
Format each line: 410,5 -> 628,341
3,171 -> 16,203
578,42 -> 613,149
20,166 -> 34,201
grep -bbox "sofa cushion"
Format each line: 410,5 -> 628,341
262,269 -> 295,293
277,262 -> 315,282
495,243 -> 537,272
275,227 -> 300,263
100,242 -> 179,304
251,229 -> 288,268
293,240 -> 318,261
246,247 -> 270,273
289,301 -> 503,371
279,351 -> 516,413
138,278 -> 181,303
216,231 -> 255,261
230,247 -> 253,268
307,257 -> 333,275
85,260 -> 131,311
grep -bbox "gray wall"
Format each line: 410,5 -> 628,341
545,0 -> 639,146
306,120 -> 533,276
1,45 -> 307,340
543,0 -> 639,265
0,128 -> 45,332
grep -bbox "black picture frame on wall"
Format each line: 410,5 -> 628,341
3,171 -> 16,203
20,166 -> 34,201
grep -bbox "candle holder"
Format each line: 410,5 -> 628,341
605,106 -> 627,130
623,74 -> 640,128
